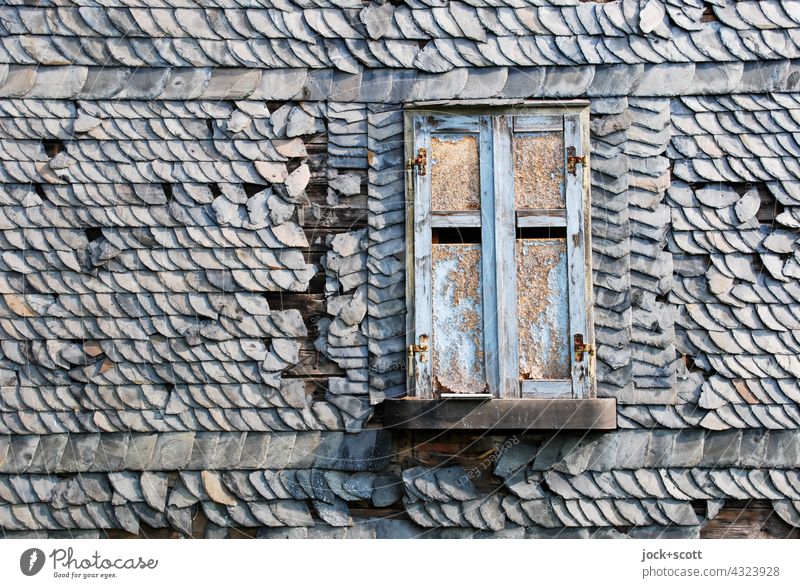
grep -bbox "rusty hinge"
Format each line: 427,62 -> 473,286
574,334 -> 595,363
406,147 -> 427,176
408,334 -> 429,364
566,146 -> 586,175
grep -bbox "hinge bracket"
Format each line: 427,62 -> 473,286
566,146 -> 586,175
574,334 -> 595,363
407,148 -> 428,176
408,334 -> 430,364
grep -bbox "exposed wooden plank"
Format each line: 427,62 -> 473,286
564,112 -> 590,399
382,398 -> 617,430
516,209 -> 567,227
493,115 -> 520,399
285,347 -> 345,378
431,211 -> 482,227
700,502 -> 800,539
262,292 -> 326,316
301,203 -> 368,231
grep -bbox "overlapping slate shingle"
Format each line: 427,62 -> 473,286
1,2 -> 799,72
591,99 -> 635,402
0,465 -> 402,534
1,0 -> 800,539
366,104 -> 406,403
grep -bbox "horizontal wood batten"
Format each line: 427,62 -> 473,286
516,209 -> 567,227
382,398 -> 617,430
431,211 -> 482,227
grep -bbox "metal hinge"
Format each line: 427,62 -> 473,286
566,146 -> 586,175
406,148 -> 428,176
408,334 -> 429,364
574,334 -> 595,363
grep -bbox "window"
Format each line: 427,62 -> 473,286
405,104 -> 594,401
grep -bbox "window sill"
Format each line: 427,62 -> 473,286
382,398 -> 617,431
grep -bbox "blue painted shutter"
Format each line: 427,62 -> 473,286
409,110 -> 592,400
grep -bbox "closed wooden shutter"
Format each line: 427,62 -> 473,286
407,106 -> 593,400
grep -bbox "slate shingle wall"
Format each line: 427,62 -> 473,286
1,0 -> 800,538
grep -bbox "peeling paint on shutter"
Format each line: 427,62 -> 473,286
432,244 -> 487,394
407,107 -> 593,401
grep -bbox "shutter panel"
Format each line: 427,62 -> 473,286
409,114 -> 495,398
408,108 -> 593,401
510,112 -> 591,399
510,114 -> 572,398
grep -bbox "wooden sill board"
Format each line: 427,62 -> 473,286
382,398 -> 617,431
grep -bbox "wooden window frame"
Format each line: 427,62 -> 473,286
404,102 -> 596,402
